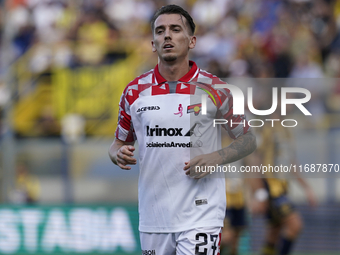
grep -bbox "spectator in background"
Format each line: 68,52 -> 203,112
35,105 -> 60,137
252,111 -> 317,255
310,0 -> 338,62
0,79 -> 10,137
10,161 -> 40,204
221,178 -> 248,255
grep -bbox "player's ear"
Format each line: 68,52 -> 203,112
151,40 -> 157,52
189,36 -> 196,50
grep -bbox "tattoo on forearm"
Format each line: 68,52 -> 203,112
218,132 -> 257,164
218,150 -> 228,163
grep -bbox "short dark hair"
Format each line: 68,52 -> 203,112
151,5 -> 196,35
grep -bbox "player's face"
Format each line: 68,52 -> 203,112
152,14 -> 196,63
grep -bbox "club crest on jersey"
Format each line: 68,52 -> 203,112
174,104 -> 183,117
187,103 -> 202,116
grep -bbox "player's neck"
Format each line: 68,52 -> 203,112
158,59 -> 191,82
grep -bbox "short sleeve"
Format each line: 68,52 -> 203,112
115,90 -> 136,142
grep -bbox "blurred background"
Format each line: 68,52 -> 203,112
0,0 -> 340,254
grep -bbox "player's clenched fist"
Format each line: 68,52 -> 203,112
109,139 -> 136,170
116,145 -> 137,170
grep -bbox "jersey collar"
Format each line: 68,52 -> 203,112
154,61 -> 198,84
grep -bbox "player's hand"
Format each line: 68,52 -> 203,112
183,154 -> 216,179
116,145 -> 137,170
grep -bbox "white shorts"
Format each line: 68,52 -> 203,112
140,227 -> 222,255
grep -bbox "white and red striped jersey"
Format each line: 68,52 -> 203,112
115,61 -> 250,233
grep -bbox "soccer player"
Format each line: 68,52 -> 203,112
221,178 -> 248,255
253,122 -> 316,255
109,5 -> 256,254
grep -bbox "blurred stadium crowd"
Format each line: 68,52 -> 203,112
0,0 -> 340,135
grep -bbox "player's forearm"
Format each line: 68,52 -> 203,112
215,131 -> 257,165
109,139 -> 121,165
